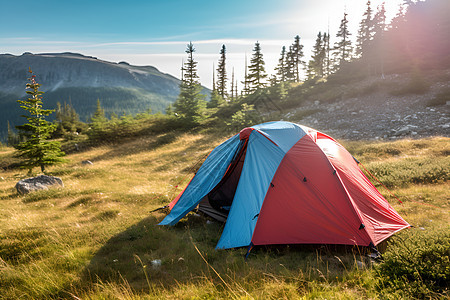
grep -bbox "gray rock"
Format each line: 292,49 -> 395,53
82,160 -> 93,165
15,175 -> 64,195
395,126 -> 411,136
356,260 -> 365,269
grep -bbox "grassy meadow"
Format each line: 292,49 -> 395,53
0,133 -> 448,299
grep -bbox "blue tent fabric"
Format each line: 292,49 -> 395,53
252,121 -> 306,153
158,134 -> 241,226
215,130 -> 286,249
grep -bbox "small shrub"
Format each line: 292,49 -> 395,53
377,229 -> 450,298
228,104 -> 262,131
153,132 -> 178,147
390,70 -> 430,96
358,80 -> 396,96
427,87 -> 450,106
94,210 -> 119,220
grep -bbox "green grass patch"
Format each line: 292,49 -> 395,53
364,157 -> 449,188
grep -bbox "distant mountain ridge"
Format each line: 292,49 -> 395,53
0,52 -> 180,96
0,52 -> 198,139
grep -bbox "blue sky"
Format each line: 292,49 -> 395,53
1,0 -> 402,89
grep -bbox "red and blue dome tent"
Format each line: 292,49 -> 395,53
159,121 -> 410,252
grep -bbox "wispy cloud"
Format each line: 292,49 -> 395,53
89,38 -> 291,48
0,37 -> 82,45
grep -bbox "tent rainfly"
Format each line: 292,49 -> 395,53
159,121 -> 410,250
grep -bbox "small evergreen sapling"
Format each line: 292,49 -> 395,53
15,69 -> 65,174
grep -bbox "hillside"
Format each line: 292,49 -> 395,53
0,52 -> 208,138
283,71 -> 450,140
0,131 -> 448,299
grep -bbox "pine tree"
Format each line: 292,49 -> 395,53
88,99 -> 108,140
216,44 -> 227,99
389,3 -> 406,31
54,101 -> 83,136
334,12 -> 353,64
90,99 -> 107,128
356,1 -> 373,58
208,90 -> 224,108
323,32 -> 332,76
212,64 -> 216,93
173,42 -> 205,125
246,41 -> 267,93
371,3 -> 387,77
372,3 -> 386,41
15,69 -> 65,174
285,46 -> 296,81
7,120 -> 20,146
208,64 -> 224,108
307,32 -> 326,79
291,35 -> 305,82
165,104 -> 173,115
269,75 -> 288,101
230,67 -> 236,102
383,3 -> 407,72
275,46 -> 288,82
241,54 -> 251,96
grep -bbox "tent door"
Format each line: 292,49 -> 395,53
198,140 -> 248,221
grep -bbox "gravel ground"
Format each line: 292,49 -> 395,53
287,82 -> 449,141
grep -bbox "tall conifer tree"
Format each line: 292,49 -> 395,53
7,121 -> 20,146
216,44 -> 227,99
275,46 -> 288,82
230,67 -> 236,102
208,64 -> 224,108
356,1 -> 373,58
173,42 -> 205,124
334,12 -> 353,64
291,35 -> 305,82
212,64 -> 216,92
241,54 -> 251,96
307,32 -> 326,79
246,41 -> 267,93
15,69 -> 65,174
323,32 -> 332,76
285,46 -> 296,81
372,3 -> 387,77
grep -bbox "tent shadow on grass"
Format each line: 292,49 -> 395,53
80,213 -> 227,292
80,212 -> 384,294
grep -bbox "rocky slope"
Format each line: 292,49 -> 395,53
286,73 -> 450,140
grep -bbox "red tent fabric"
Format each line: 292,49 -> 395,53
252,132 -> 409,246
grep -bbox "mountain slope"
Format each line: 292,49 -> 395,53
0,52 -> 197,139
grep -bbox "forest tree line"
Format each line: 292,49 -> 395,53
5,0 -> 449,146
171,0 -> 449,126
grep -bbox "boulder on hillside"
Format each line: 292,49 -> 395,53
15,175 -> 64,195
81,160 -> 93,166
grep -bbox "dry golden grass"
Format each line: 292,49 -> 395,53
0,135 -> 448,299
